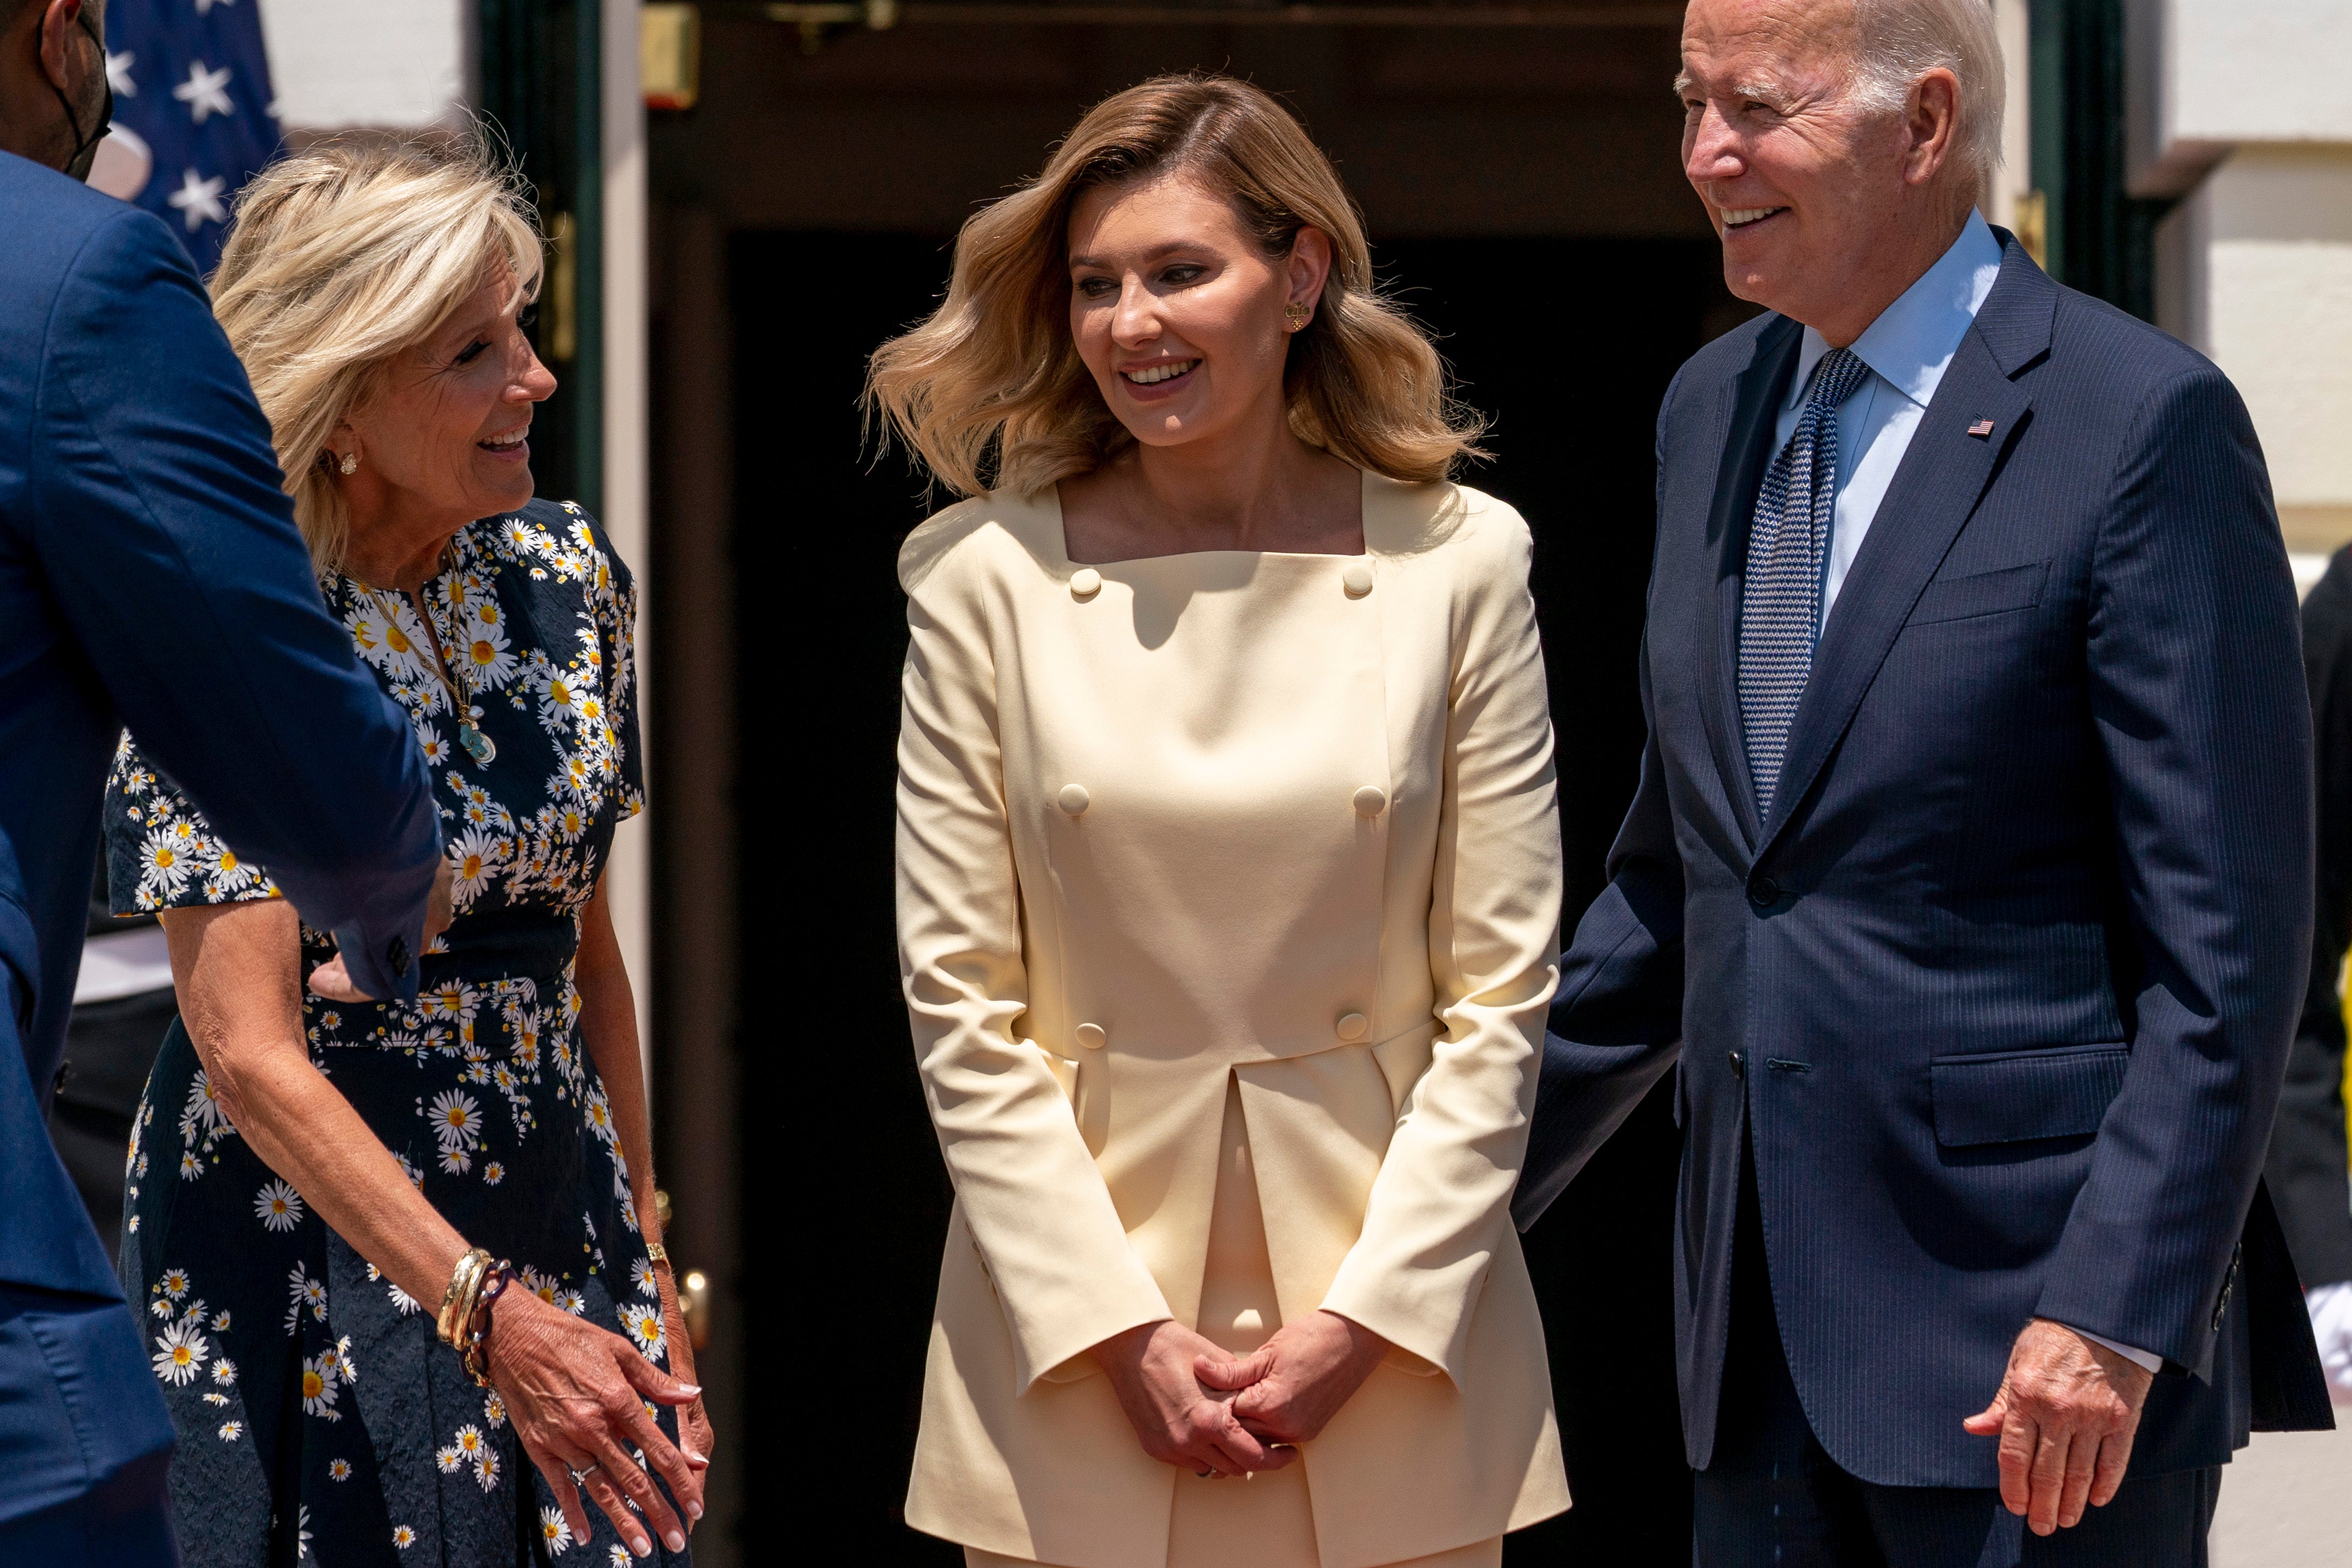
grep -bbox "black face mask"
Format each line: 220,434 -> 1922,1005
51,11 -> 113,183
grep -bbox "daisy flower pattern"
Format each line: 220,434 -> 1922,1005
105,502 -> 678,1565
254,1179 -> 304,1231
152,1317 -> 209,1386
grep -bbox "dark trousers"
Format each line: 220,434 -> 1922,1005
1694,1144 -> 2221,1568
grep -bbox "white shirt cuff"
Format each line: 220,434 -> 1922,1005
2059,1323 -> 2163,1373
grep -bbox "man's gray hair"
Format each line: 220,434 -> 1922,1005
1849,0 -> 2004,202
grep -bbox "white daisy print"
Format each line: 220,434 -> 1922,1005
484,1389 -> 507,1428
474,1447 -> 501,1492
137,828 -> 191,901
435,1444 -> 463,1474
329,1458 -> 352,1481
210,1356 -> 236,1386
160,1269 -> 190,1300
217,1420 -> 242,1442
393,1524 -> 416,1548
203,1391 -> 229,1407
460,616 -> 519,689
300,1354 -> 340,1419
539,1504 -> 574,1554
178,1151 -> 202,1180
254,1179 -> 305,1231
446,827 -> 506,908
630,1257 -> 659,1297
286,1264 -> 329,1329
152,1319 -> 208,1385
428,1088 -> 483,1155
182,1071 -> 233,1138
620,1301 -> 666,1360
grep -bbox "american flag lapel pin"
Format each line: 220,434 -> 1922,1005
1967,418 -> 1997,438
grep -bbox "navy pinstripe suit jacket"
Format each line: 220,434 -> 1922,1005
1515,232 -> 2334,1486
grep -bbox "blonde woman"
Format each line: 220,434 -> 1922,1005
871,74 -> 1569,1568
106,137 -> 709,1566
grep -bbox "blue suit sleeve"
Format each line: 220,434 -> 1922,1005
2035,365 -> 2315,1373
1513,376 -> 1689,1231
29,207 -> 439,1001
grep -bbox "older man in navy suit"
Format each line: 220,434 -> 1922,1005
1514,0 -> 2332,1561
0,3 -> 445,1561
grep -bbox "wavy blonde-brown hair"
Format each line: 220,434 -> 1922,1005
866,73 -> 1485,497
210,132 -> 544,572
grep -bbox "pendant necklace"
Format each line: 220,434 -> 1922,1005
371,576 -> 495,768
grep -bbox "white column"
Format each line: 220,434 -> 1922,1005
601,0 -> 656,1092
2132,0 -> 2352,560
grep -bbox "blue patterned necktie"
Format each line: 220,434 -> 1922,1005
1739,346 -> 1869,818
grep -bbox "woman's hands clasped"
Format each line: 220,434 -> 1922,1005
1093,1320 -> 1298,1478
1093,1310 -> 1391,1477
486,1286 -> 705,1558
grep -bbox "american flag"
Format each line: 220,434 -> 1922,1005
89,0 -> 280,278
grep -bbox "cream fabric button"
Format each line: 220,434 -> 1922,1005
1076,1022 -> 1107,1051
1070,568 -> 1102,600
1341,561 -> 1374,597
1335,1012 -> 1369,1041
1057,783 -> 1090,817
1353,785 -> 1387,817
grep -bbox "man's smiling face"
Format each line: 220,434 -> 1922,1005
1678,0 -> 1919,332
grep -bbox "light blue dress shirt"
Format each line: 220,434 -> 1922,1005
1770,212 -> 2165,1376
1779,210 -> 2004,625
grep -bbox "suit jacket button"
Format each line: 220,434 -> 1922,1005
1076,1023 -> 1107,1050
1057,784 -> 1090,817
1353,785 -> 1387,817
1341,562 -> 1374,597
1335,1012 -> 1370,1040
1070,568 -> 1102,600
1746,873 -> 1780,908
1729,1050 -> 1745,1078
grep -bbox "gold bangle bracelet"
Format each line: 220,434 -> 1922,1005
438,1248 -> 490,1347
643,1242 -> 670,1267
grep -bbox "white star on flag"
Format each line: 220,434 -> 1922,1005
172,61 -> 234,125
105,50 -> 135,98
166,168 -> 228,231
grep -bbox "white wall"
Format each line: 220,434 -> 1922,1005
255,0 -> 468,132
2136,0 -> 2352,556
2128,0 -> 2352,197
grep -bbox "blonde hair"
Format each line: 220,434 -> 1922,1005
210,132 -> 544,571
866,74 -> 1485,498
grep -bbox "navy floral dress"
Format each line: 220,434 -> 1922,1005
106,499 -> 685,1567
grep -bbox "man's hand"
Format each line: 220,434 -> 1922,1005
1091,1319 -> 1297,1479
1196,1310 -> 1390,1446
1963,1318 -> 2154,1534
308,857 -> 456,1002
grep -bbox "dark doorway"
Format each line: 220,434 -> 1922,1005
729,229 -> 1729,1565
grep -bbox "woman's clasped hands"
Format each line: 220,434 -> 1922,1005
1093,1311 -> 1390,1478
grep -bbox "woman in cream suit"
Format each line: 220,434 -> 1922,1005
870,74 -> 1569,1568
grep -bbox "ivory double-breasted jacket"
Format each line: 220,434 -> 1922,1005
895,472 -> 1570,1568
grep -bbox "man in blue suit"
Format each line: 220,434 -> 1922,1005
1514,1 -> 2332,1561
0,2 -> 446,1559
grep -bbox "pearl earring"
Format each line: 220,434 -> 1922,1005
339,451 -> 359,475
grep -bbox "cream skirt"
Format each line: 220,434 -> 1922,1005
965,1077 -> 1503,1568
